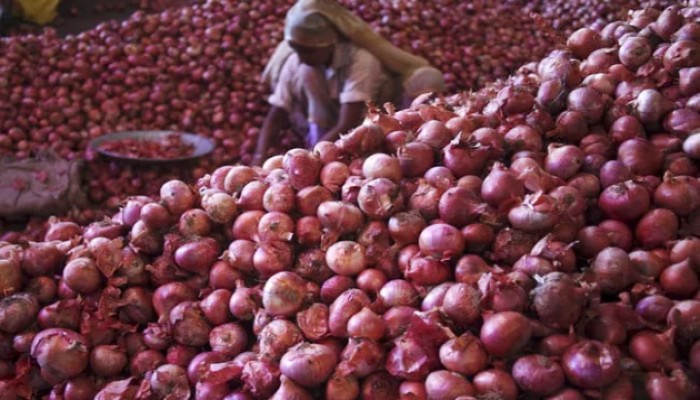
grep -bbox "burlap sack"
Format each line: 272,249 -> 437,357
0,152 -> 88,219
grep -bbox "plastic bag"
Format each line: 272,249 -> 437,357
16,0 -> 59,25
0,152 -> 88,219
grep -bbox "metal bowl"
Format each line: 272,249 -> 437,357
89,131 -> 215,165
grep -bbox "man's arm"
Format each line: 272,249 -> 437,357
252,106 -> 290,166
318,101 -> 366,144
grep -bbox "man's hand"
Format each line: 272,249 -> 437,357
250,153 -> 266,167
252,106 -> 290,166
318,101 -> 366,144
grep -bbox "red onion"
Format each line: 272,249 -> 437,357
441,283 -> 481,327
511,354 -> 565,396
664,39 -> 700,72
153,282 -> 196,318
209,261 -> 242,291
362,154 -> 402,183
406,256 -> 451,286
167,345 -> 198,368
418,223 -> 465,261
382,306 -> 415,340
508,193 -> 561,232
337,123 -> 384,156
645,371 -> 688,400
321,276 -> 356,304
282,148 -> 321,190
174,237 -> 220,275
295,217 -> 323,248
324,241 -> 366,276
532,272 -> 586,329
296,185 -> 333,217
442,136 -> 492,178
224,166 -> 257,195
480,163 -> 524,207
424,370 -> 474,399
257,212 -> 295,243
320,162 -> 350,194
421,283 -> 453,312
461,223 -> 495,254
150,364 -> 191,399
253,241 -> 293,278
480,311 -> 532,357
591,247 -> 636,295
44,219 -> 82,241
62,257 -> 102,295
329,289 -> 371,337
160,180 -> 196,216
90,345 -> 127,377
261,271 -> 306,317
439,187 -> 487,229
131,349 -> 166,377
553,111 -> 589,142
347,307 -> 385,341
439,333 -> 488,376
31,328 -> 89,384
238,181 -> 268,212
397,142 -> 435,178
472,369 -> 519,400
629,329 -> 678,371
169,301 -> 211,347
568,87 -> 608,124
325,371 -> 360,400
297,303 -> 330,342
663,108 -> 700,137
280,342 -> 338,387
545,144 -> 584,179
261,182 -> 295,213
539,334 -> 579,357
317,201 -> 364,236
691,341 -> 700,375
0,293 -> 39,333
21,242 -> 63,277
661,260 -> 699,299
562,340 -> 620,390
598,180 -> 650,221
654,175 -> 700,216
357,178 -> 403,220
178,209 -> 212,237
635,208 -> 679,249
538,79 -> 567,114
415,120 -> 453,149
599,160 -> 633,188
360,371 -> 399,399
504,124 -> 544,154
337,337 -> 385,378
567,27 -> 604,59
388,212 -> 426,245
683,134 -> 700,159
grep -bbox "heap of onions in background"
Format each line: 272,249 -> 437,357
0,0 -> 567,221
